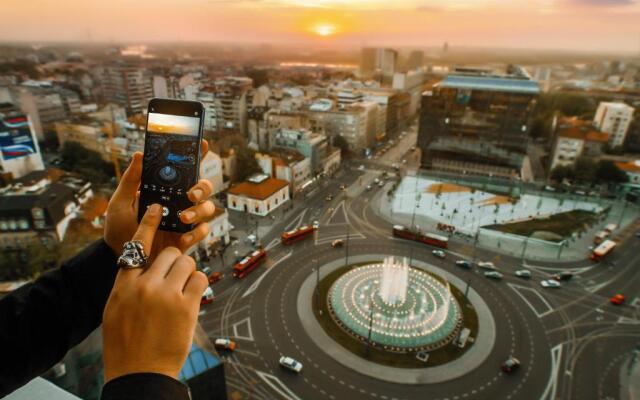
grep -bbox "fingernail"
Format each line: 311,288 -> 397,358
191,189 -> 203,200
183,234 -> 193,243
183,211 -> 196,221
149,204 -> 161,215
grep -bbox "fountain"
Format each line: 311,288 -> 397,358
328,257 -> 462,352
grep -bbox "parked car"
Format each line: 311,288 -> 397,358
214,338 -> 237,351
358,165 -> 365,171
609,294 -> 625,305
484,271 -> 504,280
279,356 -> 303,373
455,260 -> 473,269
432,250 -> 446,259
544,185 -> 556,192
325,194 -> 333,201
552,272 -> 574,281
331,239 -> 344,248
366,185 -> 373,191
515,270 -> 531,279
246,234 -> 257,245
201,287 -> 215,305
540,280 -> 561,288
501,357 -> 521,373
340,184 -> 346,191
478,261 -> 497,270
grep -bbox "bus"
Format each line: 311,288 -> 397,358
591,240 -> 616,262
233,248 -> 267,279
281,225 -> 315,245
604,223 -> 618,233
593,231 -> 609,245
392,225 -> 448,249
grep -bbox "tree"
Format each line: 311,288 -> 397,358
596,160 -> 629,184
244,68 -> 269,88
60,142 -> 114,185
573,157 -> 597,183
530,93 -> 597,139
550,165 -> 574,182
235,147 -> 261,182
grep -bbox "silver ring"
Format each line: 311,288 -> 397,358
117,240 -> 149,269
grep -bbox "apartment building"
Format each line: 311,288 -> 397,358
593,101 -> 635,148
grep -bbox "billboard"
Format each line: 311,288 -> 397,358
0,114 -> 37,160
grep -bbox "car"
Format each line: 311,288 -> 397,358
484,271 -> 504,280
515,270 -> 531,279
552,272 -> 574,281
325,194 -> 333,201
214,338 -> 237,351
501,357 -> 521,373
358,165 -> 365,171
209,271 -> 222,284
374,178 -> 380,184
201,266 -> 213,277
201,286 -> 215,305
455,260 -> 473,269
340,184 -> 347,191
540,280 -> 561,288
327,207 -> 334,214
378,180 -> 384,187
544,185 -> 556,192
246,234 -> 257,244
477,261 -> 497,270
432,249 -> 446,258
312,220 -> 319,229
331,239 -> 344,248
401,159 -> 407,164
279,356 -> 303,373
609,294 -> 625,305
366,185 -> 373,191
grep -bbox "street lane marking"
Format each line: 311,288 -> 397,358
508,283 -> 554,318
617,317 -> 640,324
266,238 -> 280,251
242,252 -> 292,298
232,317 -> 254,342
256,371 -> 302,400
285,209 -> 307,231
540,344 -> 562,400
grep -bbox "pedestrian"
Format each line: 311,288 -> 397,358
0,151 -> 220,400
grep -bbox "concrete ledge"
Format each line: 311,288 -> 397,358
296,254 -> 496,384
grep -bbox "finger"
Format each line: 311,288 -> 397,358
165,254 -> 197,291
180,200 -> 215,224
200,140 -> 209,158
183,270 -> 209,302
113,152 -> 143,204
131,203 -> 162,255
143,246 -> 182,280
187,179 -> 214,203
179,222 -> 210,250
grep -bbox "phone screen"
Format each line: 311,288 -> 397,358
138,103 -> 203,233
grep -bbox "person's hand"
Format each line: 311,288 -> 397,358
102,206 -> 209,382
105,140 -> 216,259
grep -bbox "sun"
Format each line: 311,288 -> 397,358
313,23 -> 336,37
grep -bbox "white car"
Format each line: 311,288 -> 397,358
515,270 -> 532,279
374,178 -> 380,184
432,250 -> 446,259
279,356 -> 303,373
484,271 -> 504,280
477,261 -> 497,270
358,165 -> 365,171
540,280 -> 561,288
312,220 -> 319,229
246,234 -> 257,244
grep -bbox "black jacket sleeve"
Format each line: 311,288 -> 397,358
0,239 -> 119,397
101,373 -> 190,400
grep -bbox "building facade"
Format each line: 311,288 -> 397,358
198,77 -> 252,135
101,62 -> 153,115
226,174 -> 290,216
593,101 -> 635,148
0,104 -> 45,180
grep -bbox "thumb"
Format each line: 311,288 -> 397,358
113,152 -> 143,204
131,203 -> 163,254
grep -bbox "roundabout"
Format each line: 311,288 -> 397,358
327,257 -> 462,352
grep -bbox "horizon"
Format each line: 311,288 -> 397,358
1,0 -> 640,55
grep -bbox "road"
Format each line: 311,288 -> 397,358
198,129 -> 640,400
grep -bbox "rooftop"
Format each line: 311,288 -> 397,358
227,177 -> 289,200
556,117 -> 609,143
615,160 -> 640,173
437,75 -> 540,95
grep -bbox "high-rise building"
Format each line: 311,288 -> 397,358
101,62 -> 153,115
360,48 -> 398,82
0,103 -> 44,180
405,50 -> 425,71
271,128 -> 328,174
593,101 -> 635,148
197,77 -> 253,135
417,69 -> 540,181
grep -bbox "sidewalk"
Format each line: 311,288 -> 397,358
621,348 -> 640,400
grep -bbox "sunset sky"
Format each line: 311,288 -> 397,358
1,0 -> 639,53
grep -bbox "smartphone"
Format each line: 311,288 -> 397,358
138,98 -> 205,233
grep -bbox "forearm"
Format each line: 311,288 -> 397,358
101,374 -> 190,400
0,240 -> 118,396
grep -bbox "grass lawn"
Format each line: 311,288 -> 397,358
312,264 -> 478,368
484,209 -> 602,241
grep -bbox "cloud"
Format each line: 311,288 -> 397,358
564,0 -> 634,6
415,5 -> 443,12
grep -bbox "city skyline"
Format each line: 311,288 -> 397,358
1,0 -> 640,54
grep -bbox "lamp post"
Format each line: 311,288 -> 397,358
315,258 -> 322,315
366,304 -> 374,358
520,233 -> 531,267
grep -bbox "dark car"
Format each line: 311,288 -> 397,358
552,272 -> 573,281
501,357 -> 521,373
455,260 -> 473,269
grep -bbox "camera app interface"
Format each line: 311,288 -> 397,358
139,112 -> 201,232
